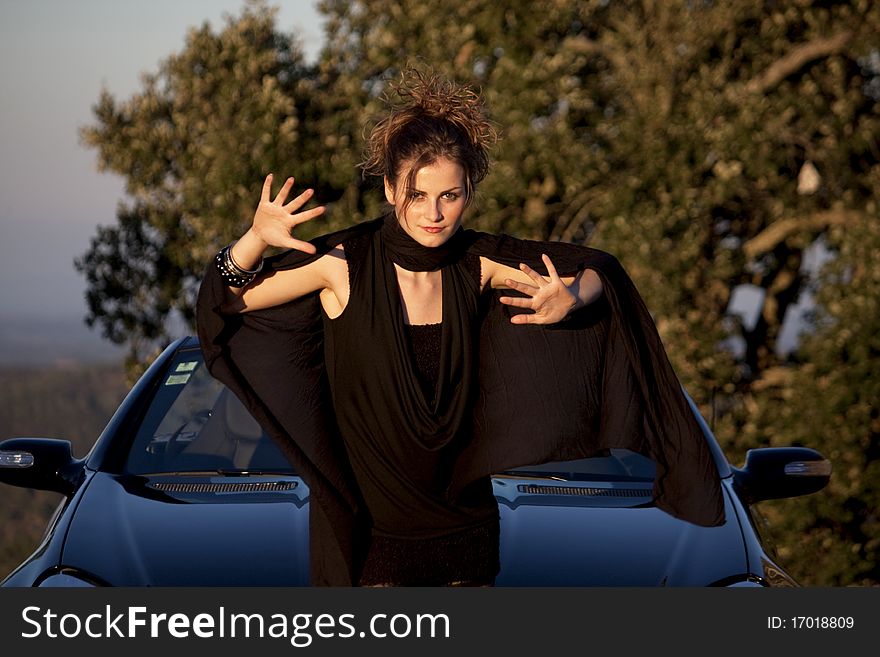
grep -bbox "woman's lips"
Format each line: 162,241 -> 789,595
422,226 -> 444,234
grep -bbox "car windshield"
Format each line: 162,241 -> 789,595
125,349 -> 296,475
125,346 -> 657,482
501,450 -> 656,483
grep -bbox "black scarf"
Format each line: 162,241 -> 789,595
379,211 -> 467,271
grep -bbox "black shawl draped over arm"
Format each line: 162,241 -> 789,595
196,218 -> 725,586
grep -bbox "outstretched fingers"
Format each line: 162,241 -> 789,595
541,253 -> 562,282
498,294 -> 533,308
509,311 -> 541,324
254,173 -> 325,255
519,262 -> 548,287
283,187 -> 315,212
260,173 -> 274,203
499,274 -> 539,313
283,236 -> 318,254
503,277 -> 538,295
502,255 -> 571,325
280,199 -> 325,254
273,176 -> 296,205
274,179 -> 325,226
289,204 -> 326,227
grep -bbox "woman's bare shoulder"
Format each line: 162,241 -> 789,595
319,244 -> 349,284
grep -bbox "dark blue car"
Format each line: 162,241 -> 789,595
0,336 -> 830,587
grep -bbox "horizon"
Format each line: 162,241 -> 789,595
0,312 -> 129,367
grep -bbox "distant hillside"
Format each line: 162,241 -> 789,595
0,362 -> 129,580
0,314 -> 127,367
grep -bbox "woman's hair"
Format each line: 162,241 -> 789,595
361,67 -> 497,213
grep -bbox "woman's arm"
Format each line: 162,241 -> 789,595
481,254 -> 604,324
221,250 -> 343,314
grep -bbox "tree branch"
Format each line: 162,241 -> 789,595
745,31 -> 852,94
563,34 -> 631,77
750,365 -> 794,391
743,209 -> 861,259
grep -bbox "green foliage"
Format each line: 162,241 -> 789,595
749,211 -> 880,586
75,0 -> 880,585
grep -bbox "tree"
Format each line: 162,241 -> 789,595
747,212 -> 880,586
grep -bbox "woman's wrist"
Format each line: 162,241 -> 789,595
573,270 -> 603,306
564,270 -> 602,318
216,243 -> 263,289
216,229 -> 268,289
230,228 -> 269,269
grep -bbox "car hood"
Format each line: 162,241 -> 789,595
493,477 -> 747,586
61,472 -> 311,586
60,473 -> 747,587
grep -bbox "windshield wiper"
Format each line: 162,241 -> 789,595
213,469 -> 297,476
495,472 -> 571,481
138,469 -> 297,477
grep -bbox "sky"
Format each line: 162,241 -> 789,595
0,0 -> 323,363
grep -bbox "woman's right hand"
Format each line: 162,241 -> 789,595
251,173 -> 325,254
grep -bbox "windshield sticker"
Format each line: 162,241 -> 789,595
165,373 -> 191,386
174,361 -> 198,372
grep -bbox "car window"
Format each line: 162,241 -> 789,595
501,449 -> 656,482
125,350 -> 296,475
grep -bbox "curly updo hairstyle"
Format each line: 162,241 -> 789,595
361,67 -> 498,215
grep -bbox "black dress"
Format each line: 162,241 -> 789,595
354,323 -> 499,586
323,223 -> 499,586
195,213 -> 725,586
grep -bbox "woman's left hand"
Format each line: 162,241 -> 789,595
499,254 -> 579,324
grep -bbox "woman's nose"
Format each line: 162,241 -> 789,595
426,199 -> 443,222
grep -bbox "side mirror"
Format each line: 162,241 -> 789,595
0,438 -> 84,495
732,447 -> 831,504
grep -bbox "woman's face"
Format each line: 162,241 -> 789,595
384,157 -> 468,248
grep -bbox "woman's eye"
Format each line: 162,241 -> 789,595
443,193 -> 460,201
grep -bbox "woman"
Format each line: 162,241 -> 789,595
197,70 -> 725,587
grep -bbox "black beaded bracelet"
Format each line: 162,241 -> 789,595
215,244 -> 263,288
